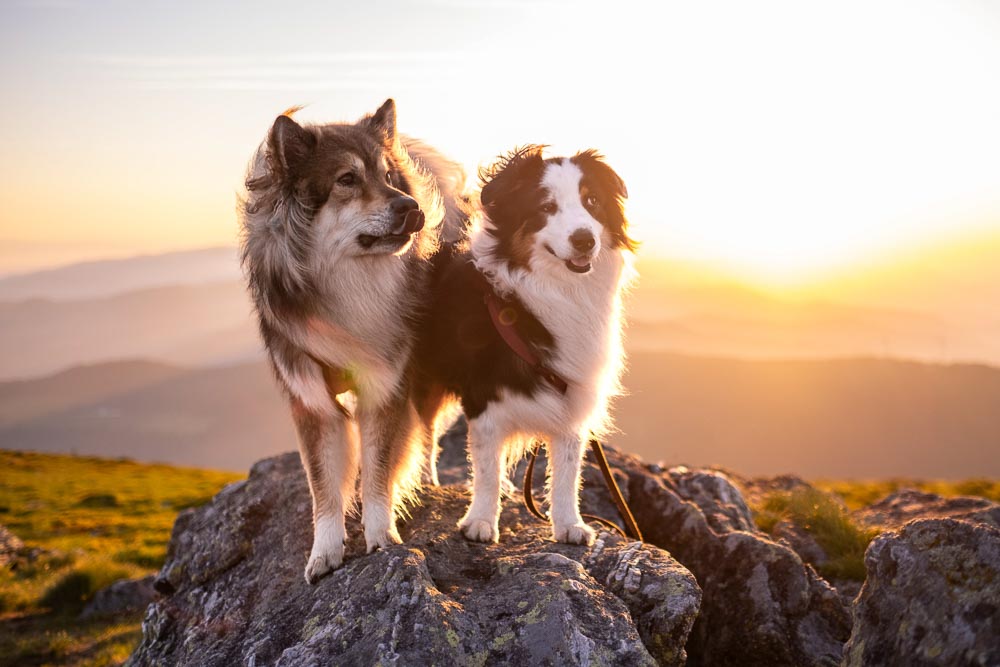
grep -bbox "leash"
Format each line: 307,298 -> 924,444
482,280 -> 643,542
522,440 -> 644,541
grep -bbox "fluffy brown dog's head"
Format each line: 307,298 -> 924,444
252,99 -> 429,258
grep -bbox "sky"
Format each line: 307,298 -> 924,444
2,0 -> 999,281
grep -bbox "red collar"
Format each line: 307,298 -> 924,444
483,288 -> 569,395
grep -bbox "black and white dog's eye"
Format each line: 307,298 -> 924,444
337,173 -> 356,186
585,194 -> 599,207
540,202 -> 558,214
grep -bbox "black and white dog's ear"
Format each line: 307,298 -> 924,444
268,112 -> 315,181
480,144 -> 546,211
367,98 -> 398,143
574,149 -> 628,200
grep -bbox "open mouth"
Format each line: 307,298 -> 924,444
545,244 -> 592,274
357,232 -> 412,250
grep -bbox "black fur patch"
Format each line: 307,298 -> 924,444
414,244 -> 554,419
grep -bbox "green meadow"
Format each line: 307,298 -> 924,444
1,449 -> 998,666
0,450 -> 241,666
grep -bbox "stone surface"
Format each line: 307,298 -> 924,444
598,452 -> 852,666
129,453 -> 701,667
852,489 -> 1000,531
0,524 -> 23,568
81,575 -> 157,619
843,518 -> 1000,667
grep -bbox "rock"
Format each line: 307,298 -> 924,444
730,473 -> 815,509
129,453 -> 701,666
772,518 -> 828,568
844,519 -> 1000,667
81,574 -> 157,619
0,525 -> 23,568
852,489 -> 1000,531
423,432 -> 851,665
588,450 -> 851,666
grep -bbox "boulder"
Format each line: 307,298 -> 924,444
589,450 -> 852,666
852,489 -> 1000,531
843,519 -> 1000,667
81,574 -> 157,619
129,453 -> 701,666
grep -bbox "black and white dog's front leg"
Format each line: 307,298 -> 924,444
291,398 -> 360,584
548,431 -> 596,545
458,417 -> 504,542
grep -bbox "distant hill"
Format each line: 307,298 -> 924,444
0,361 -> 293,471
3,355 -> 999,478
0,247 -> 240,301
0,270 -> 984,381
0,281 -> 260,380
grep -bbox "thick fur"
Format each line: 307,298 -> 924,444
239,99 -> 468,582
415,145 -> 636,545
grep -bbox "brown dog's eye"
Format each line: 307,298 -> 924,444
585,194 -> 599,208
385,170 -> 392,184
337,173 -> 356,186
540,202 -> 558,214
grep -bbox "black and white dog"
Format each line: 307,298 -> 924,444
240,99 -> 467,582
415,145 -> 636,545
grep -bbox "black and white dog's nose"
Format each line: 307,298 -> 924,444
390,196 -> 423,234
569,229 -> 596,252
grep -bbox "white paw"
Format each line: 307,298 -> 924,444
364,527 -> 402,554
553,522 -> 596,546
458,516 -> 499,543
304,542 -> 343,584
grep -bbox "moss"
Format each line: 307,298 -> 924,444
751,487 -> 878,582
490,630 -> 515,650
445,628 -> 460,648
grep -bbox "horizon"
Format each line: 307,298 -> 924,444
3,0 -> 1000,283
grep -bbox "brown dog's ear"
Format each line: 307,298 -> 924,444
480,145 -> 546,211
268,113 -> 315,181
367,98 -> 397,143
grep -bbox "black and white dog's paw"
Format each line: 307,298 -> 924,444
553,522 -> 596,546
458,516 -> 499,543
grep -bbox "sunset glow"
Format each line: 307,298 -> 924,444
2,0 -> 999,281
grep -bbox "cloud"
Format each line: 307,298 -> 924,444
78,51 -> 475,92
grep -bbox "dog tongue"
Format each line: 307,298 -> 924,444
570,256 -> 591,267
402,209 -> 425,234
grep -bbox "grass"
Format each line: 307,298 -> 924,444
751,487 -> 879,581
0,450 -> 241,666
815,478 -> 1000,511
750,478 -> 1000,582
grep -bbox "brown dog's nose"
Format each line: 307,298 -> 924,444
390,196 -> 423,234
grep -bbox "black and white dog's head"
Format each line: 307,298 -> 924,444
478,145 -> 636,275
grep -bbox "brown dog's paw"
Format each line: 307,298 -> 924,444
364,527 -> 402,554
304,546 -> 343,584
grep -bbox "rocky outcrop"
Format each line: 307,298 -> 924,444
128,423 -> 1000,666
852,489 -> 1000,530
129,453 -> 701,666
81,575 -> 157,619
601,454 -> 851,666
844,519 -> 1000,667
